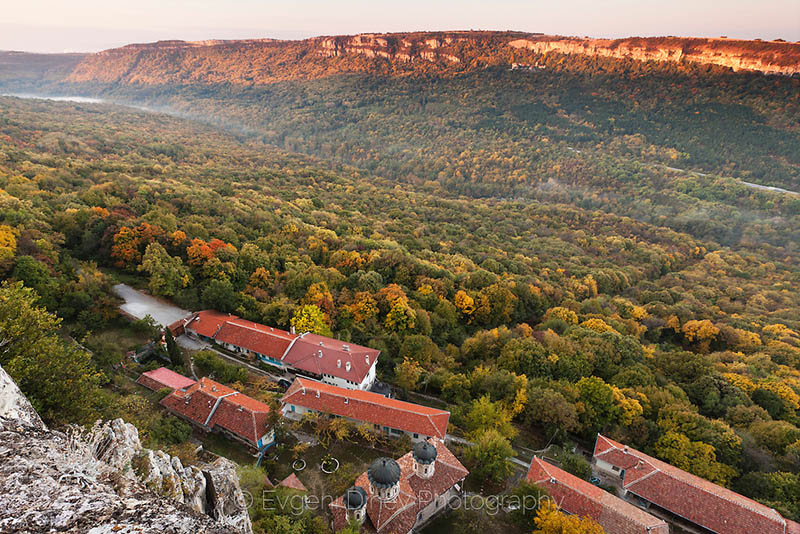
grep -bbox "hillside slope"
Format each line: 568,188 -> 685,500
64,32 -> 800,86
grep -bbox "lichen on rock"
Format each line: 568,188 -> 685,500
0,364 -> 252,534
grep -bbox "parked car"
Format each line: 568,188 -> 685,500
277,378 -> 293,390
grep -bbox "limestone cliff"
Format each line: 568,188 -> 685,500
0,365 -> 253,534
61,31 -> 800,87
508,36 -> 800,76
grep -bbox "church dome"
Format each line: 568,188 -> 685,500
344,486 -> 368,510
412,440 -> 438,465
368,457 -> 401,489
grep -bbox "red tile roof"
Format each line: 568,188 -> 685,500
282,378 -> 450,439
594,435 -> 797,534
214,320 -> 295,359
278,473 -> 307,492
527,457 -> 668,534
182,311 -> 379,383
329,439 -> 468,534
136,367 -> 196,391
183,310 -> 232,339
283,332 -> 378,385
159,377 -> 271,446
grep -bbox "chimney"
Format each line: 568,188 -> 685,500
337,359 -> 342,368
290,326 -> 296,334
343,344 -> 350,352
365,355 -> 370,365
318,350 -> 323,358
345,362 -> 351,372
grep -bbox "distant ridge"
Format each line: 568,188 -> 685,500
62,31 -> 800,85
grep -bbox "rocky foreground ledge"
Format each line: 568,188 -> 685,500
0,365 -> 253,534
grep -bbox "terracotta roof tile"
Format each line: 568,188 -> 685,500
136,367 -> 196,391
282,377 -> 449,439
594,435 -> 794,534
527,457 -> 668,534
279,473 -> 307,492
183,311 -> 379,383
284,332 -> 378,385
159,377 -> 271,446
329,439 -> 467,534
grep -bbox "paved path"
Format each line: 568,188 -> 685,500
113,284 -> 192,327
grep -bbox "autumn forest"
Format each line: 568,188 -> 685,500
0,31 -> 799,533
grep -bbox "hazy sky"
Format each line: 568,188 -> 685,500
2,0 -> 799,53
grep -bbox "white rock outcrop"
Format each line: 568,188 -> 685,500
0,362 -> 45,429
0,364 -> 253,534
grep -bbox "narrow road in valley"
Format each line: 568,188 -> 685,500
113,284 -> 192,327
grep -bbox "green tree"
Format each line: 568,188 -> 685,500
524,387 -> 579,441
201,278 -> 238,312
138,242 -> 192,297
576,376 -> 620,436
463,395 -> 517,440
0,281 -> 102,423
654,431 -> 736,486
499,337 -> 551,378
508,481 -> 549,530
163,328 -> 182,367
464,429 -> 515,483
11,256 -> 58,310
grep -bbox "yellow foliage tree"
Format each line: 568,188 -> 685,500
396,357 -> 423,392
580,318 -> 616,334
666,315 -> 681,332
349,291 -> 379,322
0,224 -> 17,251
454,289 -> 475,315
545,306 -> 578,325
763,324 -> 799,340
759,381 -> 800,411
723,373 -> 757,395
682,320 -> 720,343
384,301 -> 416,332
611,386 -> 644,425
534,500 -> 605,534
733,328 -> 762,351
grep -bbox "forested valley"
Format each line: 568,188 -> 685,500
1,40 -> 800,531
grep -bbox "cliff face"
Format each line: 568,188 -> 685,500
0,365 -> 252,534
61,31 -> 800,87
508,36 -> 800,76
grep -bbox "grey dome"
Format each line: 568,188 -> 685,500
412,440 -> 438,465
367,457 -> 401,489
344,486 -> 368,510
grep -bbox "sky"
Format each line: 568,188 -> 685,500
2,0 -> 799,53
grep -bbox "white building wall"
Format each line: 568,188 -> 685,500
413,486 -> 460,530
188,324 -> 379,391
321,360 -> 377,391
594,458 -> 620,478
